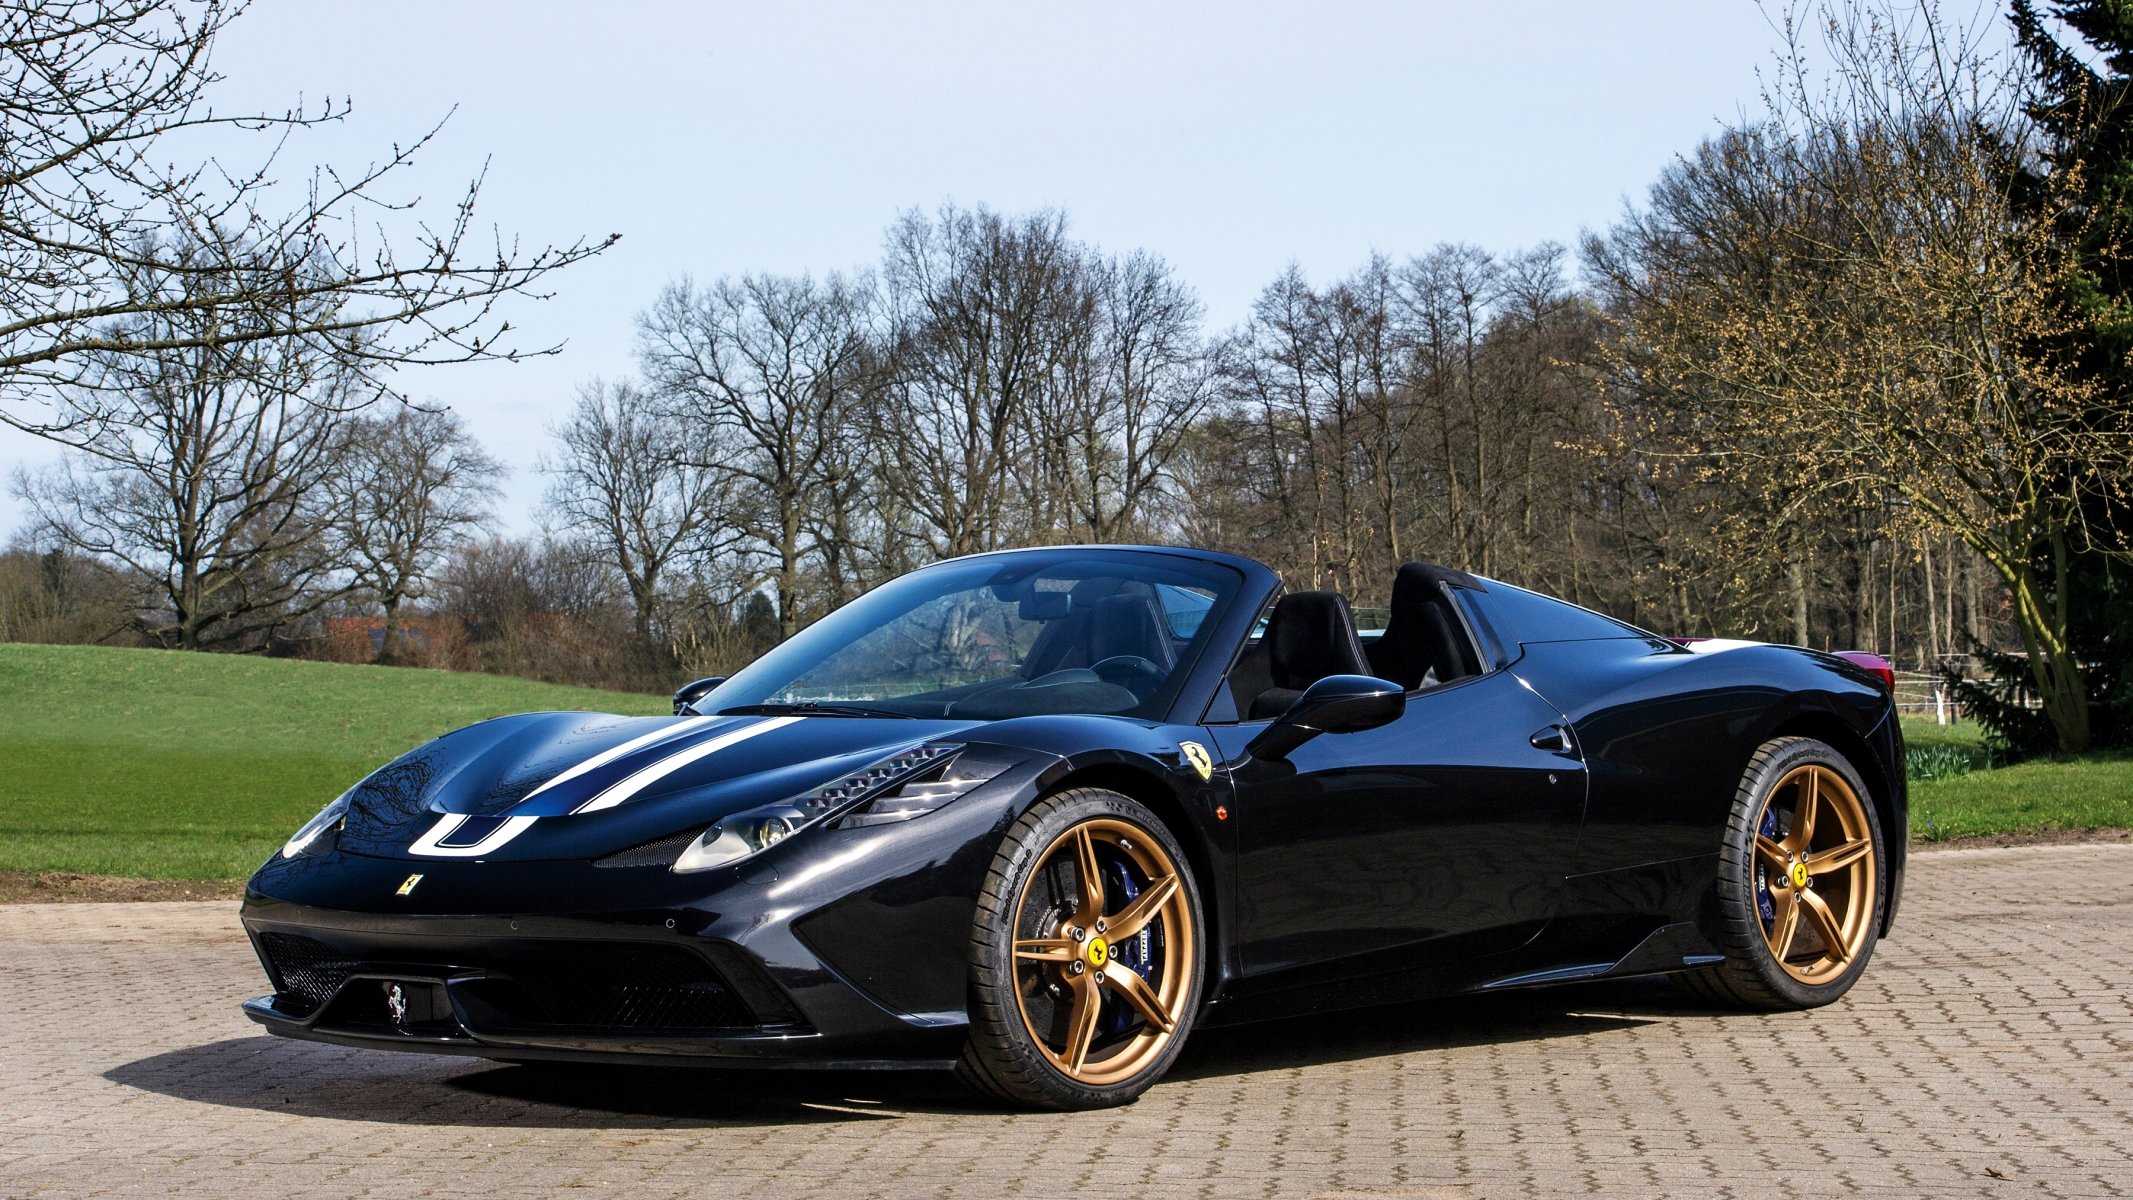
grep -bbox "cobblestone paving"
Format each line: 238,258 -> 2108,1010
2,844 -> 2129,1198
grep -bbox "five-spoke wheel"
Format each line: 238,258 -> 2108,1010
1689,736 -> 1887,1009
960,789 -> 1202,1108
1749,761 -> 1878,982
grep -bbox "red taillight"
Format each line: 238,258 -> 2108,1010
1835,651 -> 1895,692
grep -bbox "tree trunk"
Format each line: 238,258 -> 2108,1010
378,595 -> 403,664
1922,541 -> 1939,664
1993,542 -> 2091,753
1791,554 -> 1810,647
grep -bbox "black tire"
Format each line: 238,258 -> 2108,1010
1686,736 -> 1888,1010
957,787 -> 1205,1110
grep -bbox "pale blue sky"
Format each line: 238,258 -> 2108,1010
3,1 -> 1814,537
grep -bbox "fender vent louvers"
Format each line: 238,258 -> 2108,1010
592,828 -> 701,869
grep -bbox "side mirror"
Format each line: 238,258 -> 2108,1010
1246,674 -> 1405,761
673,677 -> 726,716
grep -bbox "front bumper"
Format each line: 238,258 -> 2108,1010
237,771 -> 1037,1068
240,894 -> 967,1069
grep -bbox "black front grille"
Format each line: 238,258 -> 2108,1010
254,930 -> 785,1033
499,943 -> 755,1030
257,932 -> 357,1017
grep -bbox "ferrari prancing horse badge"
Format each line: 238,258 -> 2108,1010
1180,741 -> 1214,782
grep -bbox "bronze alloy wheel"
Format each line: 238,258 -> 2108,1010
959,787 -> 1204,1108
1750,763 -> 1878,983
1007,816 -> 1197,1087
1686,735 -> 1887,1011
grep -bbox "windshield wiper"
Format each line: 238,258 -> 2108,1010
716,701 -> 919,720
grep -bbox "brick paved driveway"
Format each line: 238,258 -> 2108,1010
2,844 -> 2129,1198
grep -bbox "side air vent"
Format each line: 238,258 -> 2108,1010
593,828 -> 702,869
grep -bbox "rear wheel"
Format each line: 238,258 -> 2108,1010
1686,736 -> 1886,1010
958,788 -> 1203,1109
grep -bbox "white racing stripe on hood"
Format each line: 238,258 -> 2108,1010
519,716 -> 716,803
409,813 -> 540,858
569,715 -> 803,814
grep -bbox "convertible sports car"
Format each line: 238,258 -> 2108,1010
241,545 -> 1903,1109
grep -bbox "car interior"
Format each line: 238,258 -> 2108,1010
1223,562 -> 1486,721
827,575 -> 1202,721
1018,577 -> 1180,682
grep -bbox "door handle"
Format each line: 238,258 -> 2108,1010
1529,725 -> 1575,754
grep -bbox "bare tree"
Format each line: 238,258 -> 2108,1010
322,405 -> 500,662
1584,1 -> 2132,750
1398,244 -> 1500,576
12,250 -> 358,649
637,272 -> 875,640
1216,265 -> 1324,582
0,540 -> 134,643
879,204 -> 1084,557
0,0 -> 616,440
1056,251 -> 1212,542
11,234 -> 383,652
541,379 -> 737,657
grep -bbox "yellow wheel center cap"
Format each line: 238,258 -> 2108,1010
1087,937 -> 1109,968
1790,861 -> 1810,889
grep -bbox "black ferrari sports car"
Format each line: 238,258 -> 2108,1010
241,545 -> 1903,1109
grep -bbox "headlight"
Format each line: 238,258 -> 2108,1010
672,742 -> 1008,873
280,790 -> 353,859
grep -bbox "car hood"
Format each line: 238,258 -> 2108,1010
332,711 -> 983,863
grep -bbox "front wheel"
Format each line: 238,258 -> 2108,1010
1686,736 -> 1887,1010
957,788 -> 1204,1109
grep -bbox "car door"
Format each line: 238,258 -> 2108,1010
1203,665 -> 1587,984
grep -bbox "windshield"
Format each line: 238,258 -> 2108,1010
709,550 -> 1244,721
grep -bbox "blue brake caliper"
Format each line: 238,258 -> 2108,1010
1102,863 -> 1155,1034
1755,806 -> 1780,927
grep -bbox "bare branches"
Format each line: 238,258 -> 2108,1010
878,203 -> 1085,558
320,405 -> 500,662
1587,0 -> 2133,751
0,0 -> 615,439
540,379 -> 739,656
9,244 -> 360,649
637,272 -> 877,640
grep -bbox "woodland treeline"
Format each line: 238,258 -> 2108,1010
3,1 -> 2128,753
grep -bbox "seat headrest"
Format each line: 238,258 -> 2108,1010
1263,590 -> 1370,690
1377,563 -> 1480,686
1089,593 -> 1176,668
1373,565 -> 1437,689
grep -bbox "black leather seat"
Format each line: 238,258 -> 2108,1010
1368,562 -> 1483,689
1089,593 -> 1176,671
1248,591 -> 1371,719
1021,577 -> 1135,677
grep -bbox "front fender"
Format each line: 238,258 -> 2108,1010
787,716 -> 1237,1023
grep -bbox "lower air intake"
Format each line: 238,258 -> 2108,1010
256,932 -> 357,1017
500,943 -> 757,1030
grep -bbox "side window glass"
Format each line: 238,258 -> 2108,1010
1207,596 -> 1279,724
1155,583 -> 1218,640
1354,603 -> 1390,652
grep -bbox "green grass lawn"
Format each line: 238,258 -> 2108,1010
1900,715 -> 2133,841
1909,751 -> 2133,841
1898,715 -> 1985,752
0,644 -> 664,879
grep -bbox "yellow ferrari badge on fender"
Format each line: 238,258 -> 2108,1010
1180,741 -> 1214,782
395,874 -> 423,896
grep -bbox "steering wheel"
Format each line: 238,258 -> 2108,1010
1090,655 -> 1164,690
